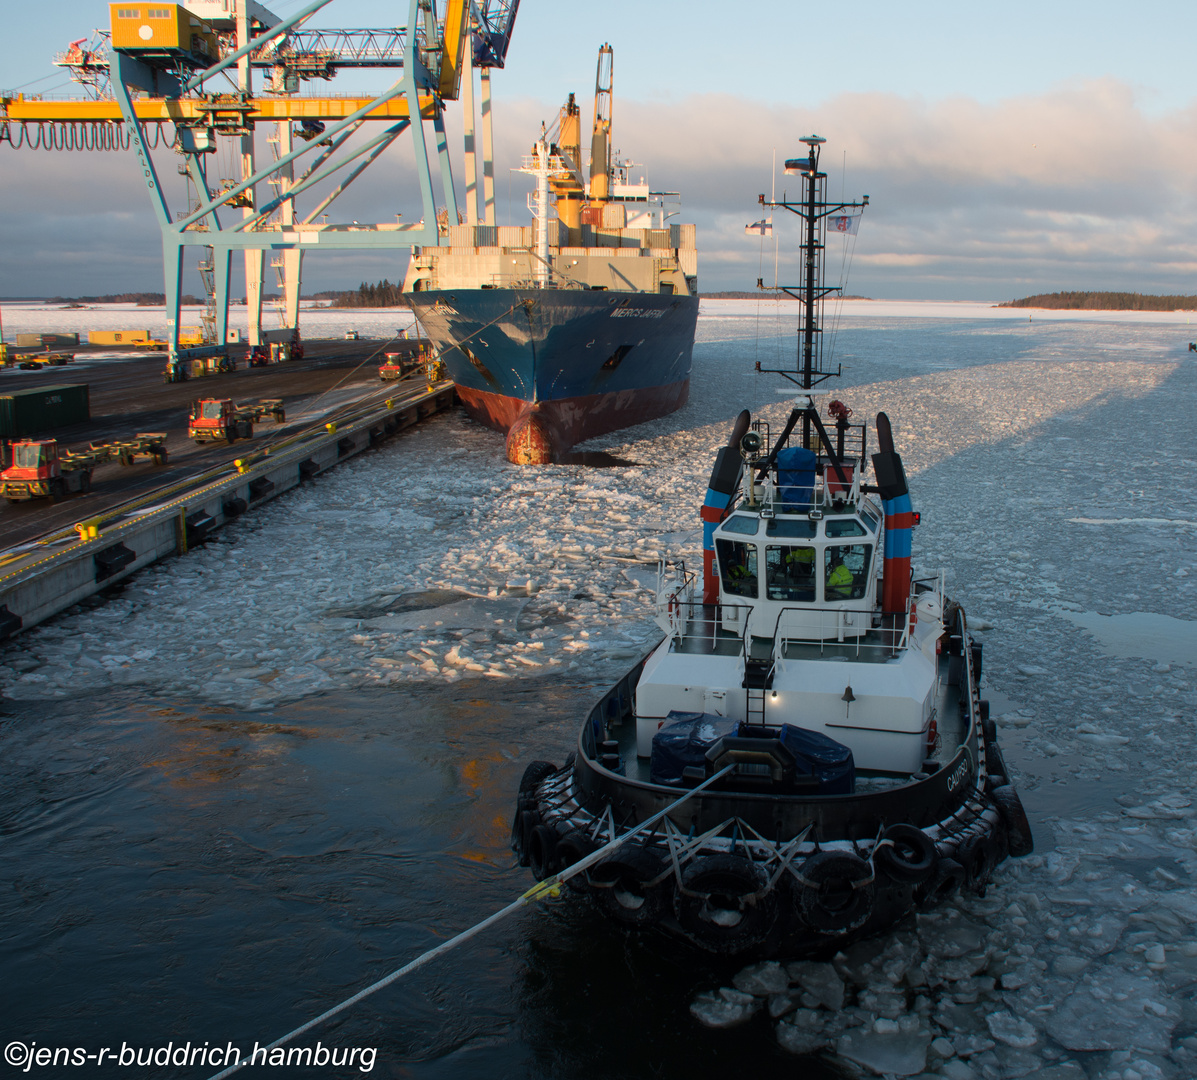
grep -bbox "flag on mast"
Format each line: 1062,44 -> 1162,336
826,210 -> 862,236
745,219 -> 773,237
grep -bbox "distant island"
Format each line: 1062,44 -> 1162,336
702,291 -> 872,300
48,292 -> 202,306
999,291 -> 1197,311
330,280 -> 405,308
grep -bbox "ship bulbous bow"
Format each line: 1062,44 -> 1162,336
506,407 -> 558,465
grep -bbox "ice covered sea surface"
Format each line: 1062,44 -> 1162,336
1,302 -> 1196,1079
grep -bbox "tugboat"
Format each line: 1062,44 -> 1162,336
510,136 -> 1032,958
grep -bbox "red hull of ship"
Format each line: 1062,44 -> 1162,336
456,380 -> 690,464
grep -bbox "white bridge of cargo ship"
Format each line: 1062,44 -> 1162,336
635,469 -> 946,776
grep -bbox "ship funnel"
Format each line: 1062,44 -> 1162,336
871,412 -> 913,616
702,410 -> 751,603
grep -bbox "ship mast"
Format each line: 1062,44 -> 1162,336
756,135 -> 868,448
518,129 -> 563,288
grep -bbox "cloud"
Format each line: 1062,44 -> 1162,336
593,80 -> 1197,298
2,78 -> 1196,299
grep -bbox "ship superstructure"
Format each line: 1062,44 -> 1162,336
404,45 -> 699,464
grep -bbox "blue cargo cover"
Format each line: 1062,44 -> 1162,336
650,711 -> 738,786
738,721 -> 856,794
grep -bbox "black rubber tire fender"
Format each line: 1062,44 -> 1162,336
991,784 -> 1034,857
589,846 -> 672,927
527,824 -> 560,881
555,830 -> 598,893
957,831 -> 998,894
874,823 -> 937,884
674,854 -> 777,955
985,738 -> 1009,788
510,805 -> 539,866
914,856 -> 966,911
519,760 -> 557,794
793,850 -> 876,935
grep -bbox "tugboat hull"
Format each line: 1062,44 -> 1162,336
511,606 -> 1031,960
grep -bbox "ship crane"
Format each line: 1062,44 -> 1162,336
588,43 -> 612,204
534,43 -> 612,247
0,0 -> 519,378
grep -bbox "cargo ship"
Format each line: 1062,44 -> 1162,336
404,46 -> 699,464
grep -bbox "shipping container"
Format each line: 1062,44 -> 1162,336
0,384 -> 91,439
16,333 -> 79,347
88,329 -> 152,345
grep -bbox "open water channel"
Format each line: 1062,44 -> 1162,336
1,301 -> 1195,1079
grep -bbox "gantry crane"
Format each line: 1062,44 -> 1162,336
0,0 -> 521,379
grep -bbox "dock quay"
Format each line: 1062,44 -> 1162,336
0,340 -> 454,642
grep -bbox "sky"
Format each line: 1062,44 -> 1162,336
2,0 -> 1197,300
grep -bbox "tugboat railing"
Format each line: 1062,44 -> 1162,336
742,473 -> 867,513
765,572 -> 943,662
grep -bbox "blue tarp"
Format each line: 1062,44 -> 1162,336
776,446 -> 817,508
742,722 -> 855,794
650,711 -> 738,786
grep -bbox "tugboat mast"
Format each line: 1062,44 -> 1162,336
757,135 -> 868,446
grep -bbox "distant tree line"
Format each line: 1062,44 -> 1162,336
49,292 -> 201,305
330,279 -> 407,308
1000,291 -> 1197,311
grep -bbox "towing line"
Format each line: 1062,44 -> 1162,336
205,764 -> 737,1080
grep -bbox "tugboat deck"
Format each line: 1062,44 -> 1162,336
611,648 -> 966,787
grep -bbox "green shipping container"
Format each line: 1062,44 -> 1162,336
0,384 -> 90,439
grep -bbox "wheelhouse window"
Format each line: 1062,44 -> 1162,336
825,517 -> 867,538
824,543 -> 873,601
721,514 -> 760,536
765,545 -> 816,602
765,518 -> 816,539
716,538 -> 758,599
